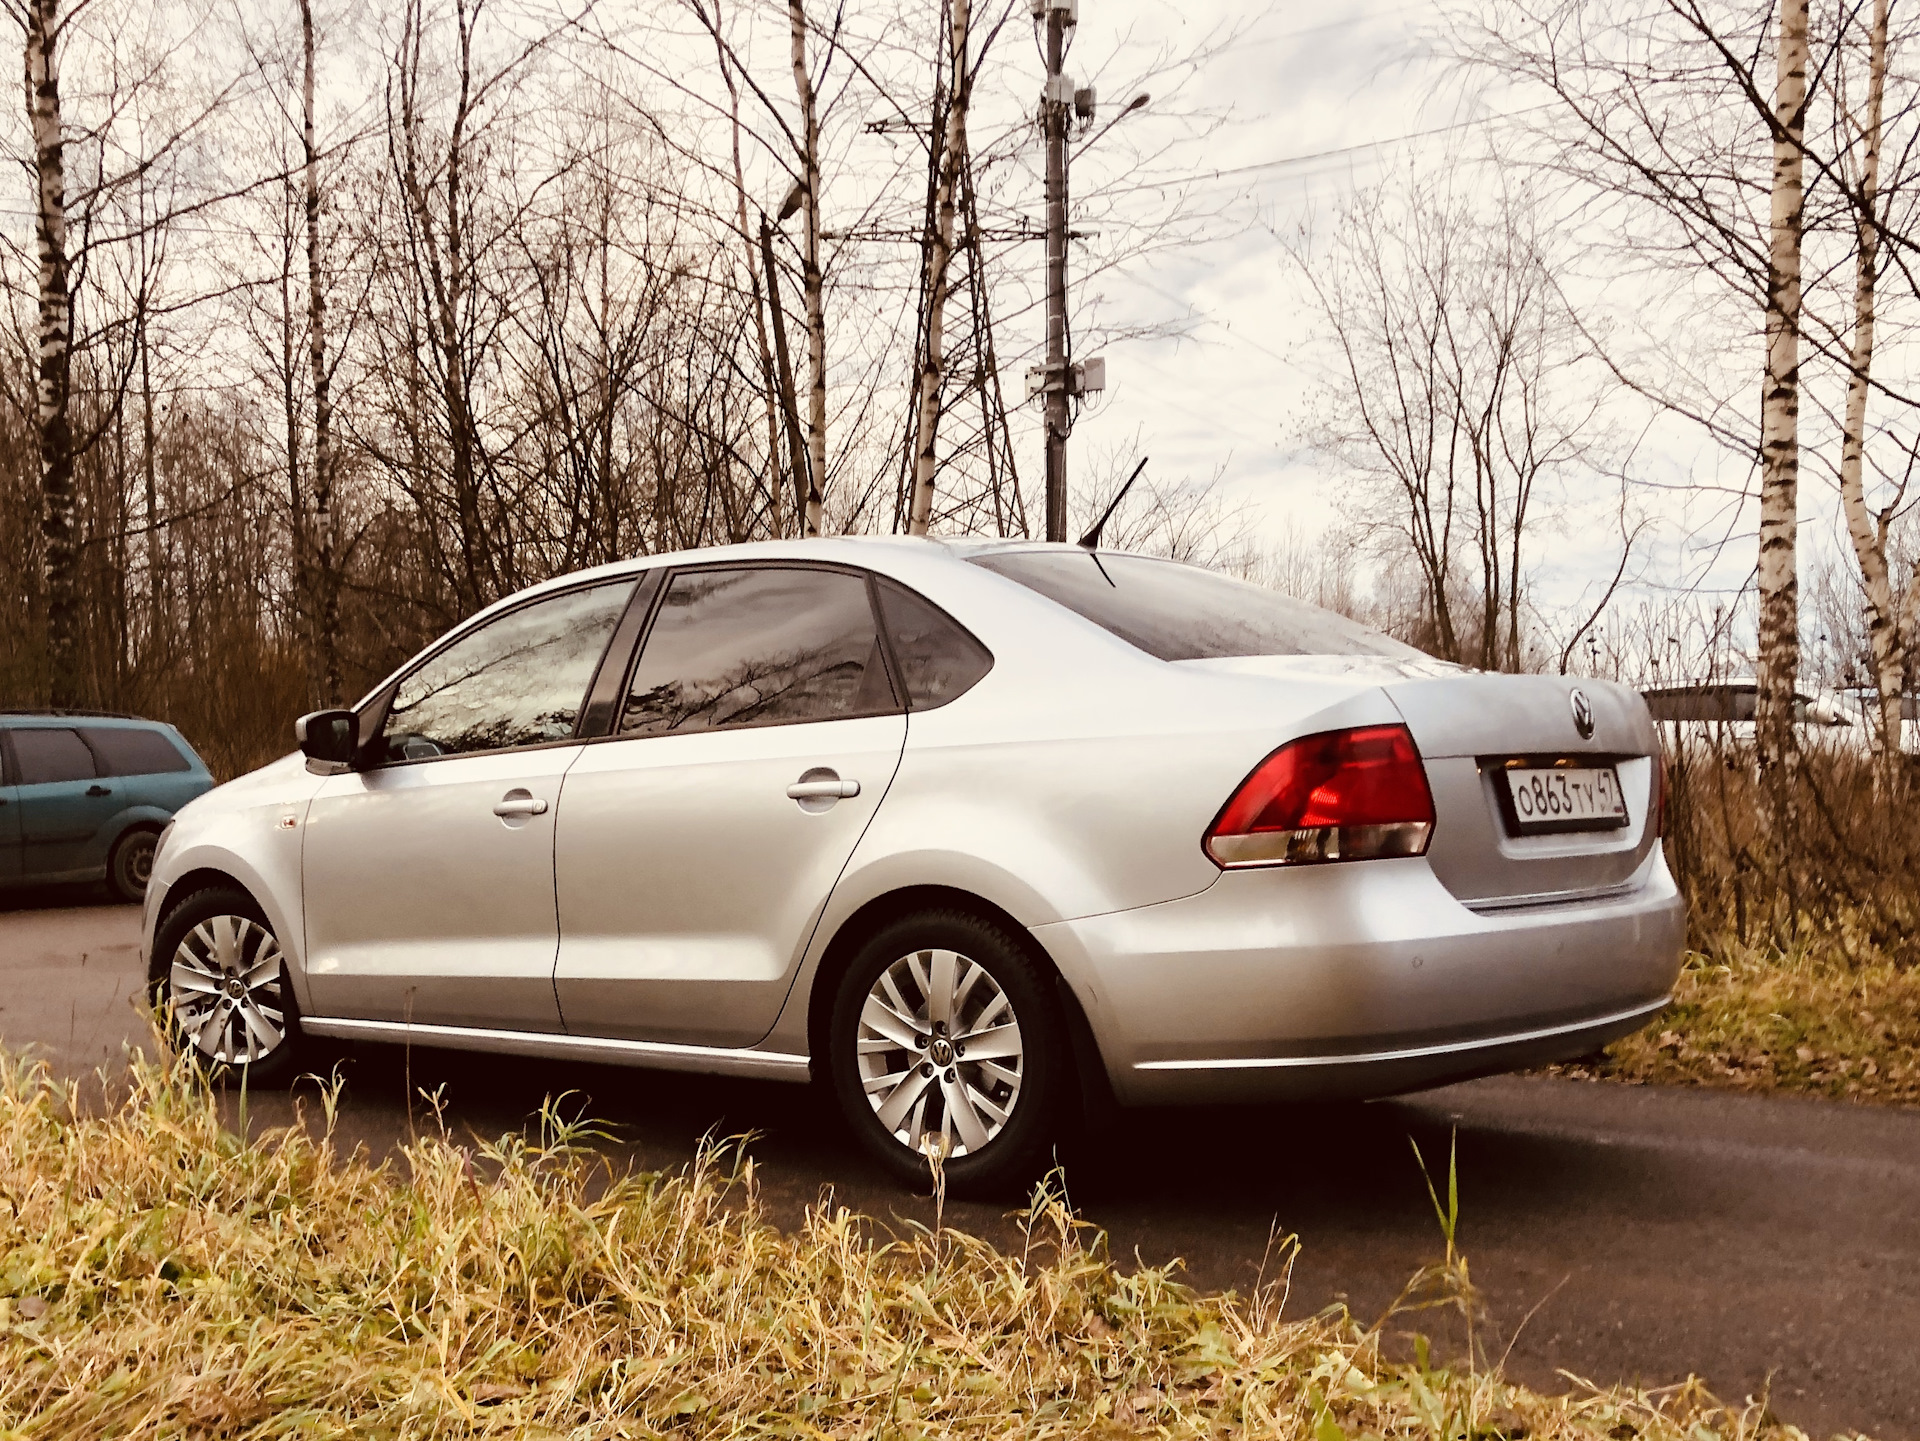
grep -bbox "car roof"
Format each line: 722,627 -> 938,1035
0,709 -> 155,723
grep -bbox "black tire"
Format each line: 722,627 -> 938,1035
828,908 -> 1072,1198
149,885 -> 305,1087
106,827 -> 159,904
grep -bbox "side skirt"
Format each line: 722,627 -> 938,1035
300,1017 -> 812,1083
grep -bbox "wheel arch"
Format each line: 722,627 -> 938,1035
803,883 -> 1115,1121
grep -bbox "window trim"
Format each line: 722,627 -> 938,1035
601,559 -> 909,744
359,574 -> 646,770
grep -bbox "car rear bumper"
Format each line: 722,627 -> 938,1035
1031,845 -> 1686,1106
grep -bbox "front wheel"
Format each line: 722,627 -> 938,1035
150,886 -> 304,1086
828,909 -> 1072,1197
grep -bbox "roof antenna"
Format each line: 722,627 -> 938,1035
1077,456 -> 1148,550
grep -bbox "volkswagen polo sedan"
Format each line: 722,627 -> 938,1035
143,539 -> 1684,1193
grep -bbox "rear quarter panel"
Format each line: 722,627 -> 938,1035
755,554 -> 1408,1052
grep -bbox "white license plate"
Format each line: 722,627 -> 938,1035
1500,765 -> 1629,834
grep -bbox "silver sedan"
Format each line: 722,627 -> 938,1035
144,539 -> 1685,1194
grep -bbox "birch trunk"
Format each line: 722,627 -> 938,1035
25,0 -> 76,705
707,0 -> 787,536
1836,0 -> 1903,773
300,0 -> 341,703
1756,0 -> 1808,843
789,0 -> 825,535
907,0 -> 971,536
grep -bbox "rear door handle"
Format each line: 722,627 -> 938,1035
87,784 -> 111,797
493,796 -> 549,817
786,779 -> 861,800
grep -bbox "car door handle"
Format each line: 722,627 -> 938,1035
786,778 -> 861,800
492,796 -> 549,817
87,784 -> 111,797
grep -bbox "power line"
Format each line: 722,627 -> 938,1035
1090,102 -> 1559,200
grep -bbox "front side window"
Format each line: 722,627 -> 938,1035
12,728 -> 99,785
620,567 -> 896,736
969,550 -> 1423,662
378,581 -> 634,762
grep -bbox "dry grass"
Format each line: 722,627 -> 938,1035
1576,749 -> 1920,1107
0,1051 -> 1843,1440
1559,939 -> 1920,1108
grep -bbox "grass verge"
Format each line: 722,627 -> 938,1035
1557,941 -> 1920,1108
0,1052 -> 1841,1439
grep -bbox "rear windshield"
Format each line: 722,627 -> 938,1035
968,550 -> 1423,662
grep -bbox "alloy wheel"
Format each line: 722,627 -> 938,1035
168,915 -> 290,1066
855,947 -> 1024,1160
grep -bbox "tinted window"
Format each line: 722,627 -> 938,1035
969,551 -> 1423,662
620,567 -> 895,736
379,582 -> 634,762
1644,687 -> 1756,723
82,727 -> 192,776
875,578 -> 992,709
12,728 -> 99,785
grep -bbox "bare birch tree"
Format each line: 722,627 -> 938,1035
1755,0 -> 1810,830
906,0 -> 971,535
788,0 -> 825,535
13,0 -> 78,703
298,0 -> 340,703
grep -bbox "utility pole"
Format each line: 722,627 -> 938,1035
1039,0 -> 1072,542
1030,0 -> 1106,541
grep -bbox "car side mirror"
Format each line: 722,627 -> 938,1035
296,709 -> 359,774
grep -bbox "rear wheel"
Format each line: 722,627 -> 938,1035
150,886 -> 304,1086
107,828 -> 158,903
828,909 -> 1071,1197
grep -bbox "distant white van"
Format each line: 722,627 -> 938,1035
1639,679 -> 1863,758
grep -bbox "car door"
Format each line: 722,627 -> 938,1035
9,726 -> 120,880
0,731 -> 20,884
301,579 -> 636,1032
553,564 -> 907,1048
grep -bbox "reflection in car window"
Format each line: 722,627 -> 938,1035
874,578 -> 992,709
620,567 -> 896,736
12,728 -> 99,785
380,582 -> 634,762
969,551 -> 1424,662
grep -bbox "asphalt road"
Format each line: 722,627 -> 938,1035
4,890 -> 1916,1439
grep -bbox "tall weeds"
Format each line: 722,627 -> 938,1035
0,1051 -> 1813,1439
1663,743 -> 1920,965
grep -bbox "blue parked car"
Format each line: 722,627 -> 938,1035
0,712 -> 214,902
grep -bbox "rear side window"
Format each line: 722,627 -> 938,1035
82,727 -> 192,776
1644,687 -> 1757,723
12,728 -> 99,785
620,566 -> 896,736
874,579 -> 992,709
969,551 -> 1422,662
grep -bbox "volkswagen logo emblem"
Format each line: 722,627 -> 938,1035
1570,689 -> 1596,740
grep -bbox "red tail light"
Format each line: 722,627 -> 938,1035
1204,724 -> 1435,868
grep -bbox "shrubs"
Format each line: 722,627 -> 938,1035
0,1052 -> 1802,1439
1662,746 -> 1920,967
